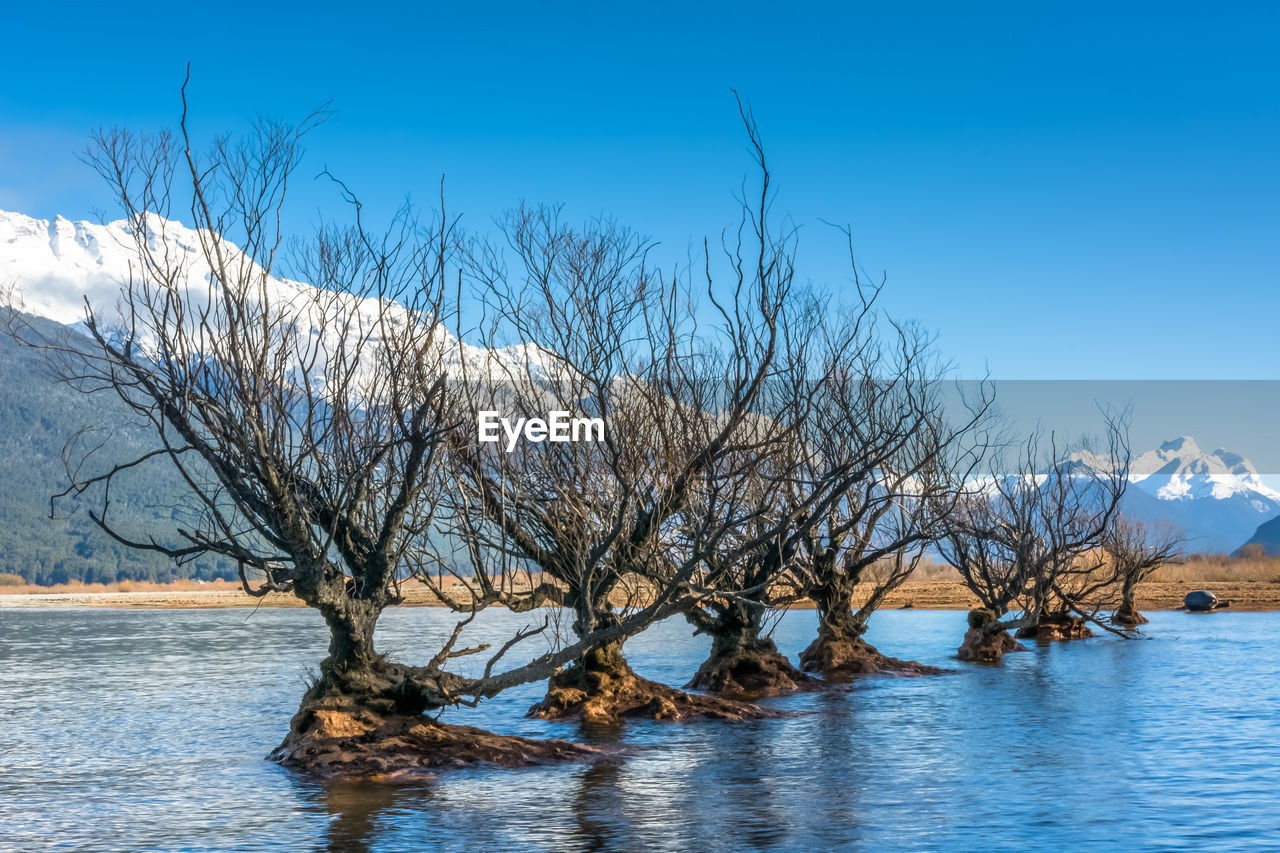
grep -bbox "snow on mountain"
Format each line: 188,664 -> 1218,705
1060,436 -> 1280,553
0,210 -> 160,328
0,209 -> 546,382
1129,435 -> 1280,506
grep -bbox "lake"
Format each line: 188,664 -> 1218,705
1,606 -> 1277,851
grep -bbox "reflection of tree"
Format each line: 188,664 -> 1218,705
564,715 -> 864,850
716,724 -> 789,850
781,691 -> 871,844
571,756 -> 634,852
314,779 -> 436,853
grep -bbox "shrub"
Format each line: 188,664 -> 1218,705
967,608 -> 997,630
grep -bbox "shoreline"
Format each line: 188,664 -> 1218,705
3,580 -> 1279,611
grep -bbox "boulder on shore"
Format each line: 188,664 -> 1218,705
1184,589 -> 1230,612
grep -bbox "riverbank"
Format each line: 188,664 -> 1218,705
4,579 -> 1280,610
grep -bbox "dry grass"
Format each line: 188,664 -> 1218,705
900,553 -> 1280,585
903,560 -> 963,583
0,578 -> 244,596
1151,553 -> 1280,584
4,553 -> 1279,598
869,552 -> 1280,586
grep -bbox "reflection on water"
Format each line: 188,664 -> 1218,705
1,606 -> 1278,851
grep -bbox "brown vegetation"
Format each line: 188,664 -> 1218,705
0,578 -> 244,596
957,609 -> 1026,663
684,629 -> 818,697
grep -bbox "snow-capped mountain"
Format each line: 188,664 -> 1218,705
1124,437 -> 1280,553
0,209 -> 548,382
1061,436 -> 1280,554
0,208 -> 570,585
1130,436 -> 1280,506
0,210 -> 154,329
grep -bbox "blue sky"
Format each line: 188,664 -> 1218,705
2,1 -> 1277,382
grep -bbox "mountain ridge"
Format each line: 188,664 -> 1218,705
1062,435 -> 1280,553
0,208 -> 551,383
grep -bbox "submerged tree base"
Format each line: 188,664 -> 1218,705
1112,605 -> 1149,627
684,642 -> 818,697
957,628 -> 1026,663
798,634 -> 944,679
1015,613 -> 1096,642
272,690 -> 597,780
529,647 -> 778,722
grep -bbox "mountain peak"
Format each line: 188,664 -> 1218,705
1131,436 -> 1280,504
1159,435 -> 1200,455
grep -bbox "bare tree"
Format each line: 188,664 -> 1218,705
676,287 -> 987,692
785,317 -> 992,678
938,419 -> 1130,662
675,368 -> 818,697
1105,516 -> 1182,627
442,102 -> 804,721
4,84 -> 708,773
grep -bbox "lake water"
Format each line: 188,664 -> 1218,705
1,606 -> 1277,852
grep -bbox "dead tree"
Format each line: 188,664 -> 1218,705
785,316 -> 991,678
680,284 -> 993,690
1105,516 -> 1182,627
5,85 -> 696,773
939,419 -> 1130,662
676,386 -> 818,698
444,102 -> 800,721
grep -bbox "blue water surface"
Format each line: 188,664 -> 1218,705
1,606 -> 1277,852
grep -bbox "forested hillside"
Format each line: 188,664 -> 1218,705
0,310 -> 237,584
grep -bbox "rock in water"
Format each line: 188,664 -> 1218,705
1184,589 -> 1218,612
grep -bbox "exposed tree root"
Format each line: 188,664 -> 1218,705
529,645 -> 778,722
684,640 -> 818,697
956,627 -> 1025,663
271,689 -> 597,780
799,633 -> 944,678
1015,612 -> 1096,641
1112,604 -> 1149,627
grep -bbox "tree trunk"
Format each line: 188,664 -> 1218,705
528,601 -> 777,722
1113,586 -> 1148,626
684,600 -> 815,697
799,581 -> 941,677
957,626 -> 1025,662
956,608 -> 1026,663
323,601 -> 382,675
273,593 -> 597,776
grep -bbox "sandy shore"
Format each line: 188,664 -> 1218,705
3,580 -> 1278,611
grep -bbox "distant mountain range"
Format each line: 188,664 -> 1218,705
0,209 -> 502,584
1120,436 -> 1280,554
1051,436 -> 1280,554
1,208 -> 1278,583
